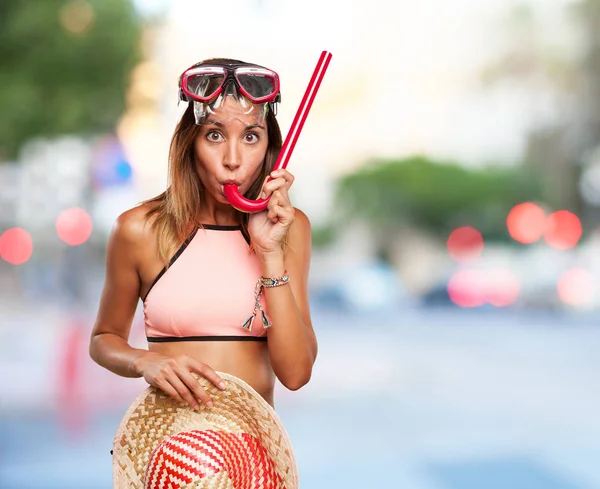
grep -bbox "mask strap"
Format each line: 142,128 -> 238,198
269,102 -> 278,116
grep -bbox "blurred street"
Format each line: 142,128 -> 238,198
3,0 -> 600,487
1,305 -> 599,489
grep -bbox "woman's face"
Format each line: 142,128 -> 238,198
194,97 -> 269,205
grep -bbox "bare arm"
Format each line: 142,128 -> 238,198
259,208 -> 317,390
89,210 -> 148,377
89,208 -> 225,408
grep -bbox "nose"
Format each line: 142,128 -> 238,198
222,79 -> 238,98
223,140 -> 241,171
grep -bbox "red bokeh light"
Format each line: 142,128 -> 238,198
447,226 -> 484,263
545,210 -> 582,250
447,269 -> 486,308
557,268 -> 595,306
506,202 -> 547,244
0,228 -> 33,265
486,268 -> 520,307
56,208 -> 93,246
448,268 -> 520,308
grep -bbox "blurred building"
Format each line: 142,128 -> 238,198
0,163 -> 20,228
121,0 -> 571,225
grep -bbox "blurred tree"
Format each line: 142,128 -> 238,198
331,156 -> 544,256
311,223 -> 337,248
0,0 -> 141,161
480,0 -> 600,223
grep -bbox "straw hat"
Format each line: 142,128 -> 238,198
112,372 -> 299,489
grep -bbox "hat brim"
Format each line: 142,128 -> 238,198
112,372 -> 298,488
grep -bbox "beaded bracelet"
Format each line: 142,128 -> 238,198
241,271 -> 289,331
260,270 -> 290,288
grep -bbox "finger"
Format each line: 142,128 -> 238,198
167,372 -> 203,409
268,189 -> 290,209
267,204 -> 294,224
265,190 -> 291,215
267,192 -> 279,209
267,206 -> 279,222
259,174 -> 270,199
278,206 -> 295,224
270,169 -> 295,189
176,366 -> 215,408
154,377 -> 187,406
267,202 -> 286,222
186,359 -> 227,390
261,177 -> 287,198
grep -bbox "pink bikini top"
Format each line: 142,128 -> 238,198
143,224 -> 268,342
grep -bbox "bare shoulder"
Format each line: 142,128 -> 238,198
288,207 -> 312,252
292,207 -> 311,230
111,202 -> 157,245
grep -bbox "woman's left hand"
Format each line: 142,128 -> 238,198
248,169 -> 295,256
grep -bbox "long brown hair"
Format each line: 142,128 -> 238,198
142,58 -> 283,264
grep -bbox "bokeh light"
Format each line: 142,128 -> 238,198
447,269 -> 486,308
486,268 -> 520,307
91,135 -> 133,189
545,210 -> 582,250
447,226 -> 484,263
506,202 -> 547,244
557,268 -> 595,306
59,0 -> 95,35
0,228 -> 33,265
56,208 -> 93,246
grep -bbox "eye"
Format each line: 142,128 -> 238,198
244,132 -> 259,144
206,131 -> 223,142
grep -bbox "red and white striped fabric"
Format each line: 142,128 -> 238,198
145,429 -> 283,489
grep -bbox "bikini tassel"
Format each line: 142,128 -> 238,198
242,280 -> 273,330
259,306 -> 272,329
241,313 -> 255,331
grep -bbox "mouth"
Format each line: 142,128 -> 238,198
219,180 -> 243,199
221,179 -> 241,186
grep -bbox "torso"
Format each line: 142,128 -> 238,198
135,205 -> 276,407
147,341 -> 275,406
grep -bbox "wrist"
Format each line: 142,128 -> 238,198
256,248 -> 284,267
259,255 -> 286,277
254,244 -> 284,259
130,350 -> 153,376
260,270 -> 290,287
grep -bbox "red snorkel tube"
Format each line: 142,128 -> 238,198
224,51 -> 333,213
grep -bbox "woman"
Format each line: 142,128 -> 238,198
89,57 -> 317,414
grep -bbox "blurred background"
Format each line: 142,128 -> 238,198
1,0 -> 600,487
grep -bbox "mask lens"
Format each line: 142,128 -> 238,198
236,71 -> 276,100
186,73 -> 224,100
